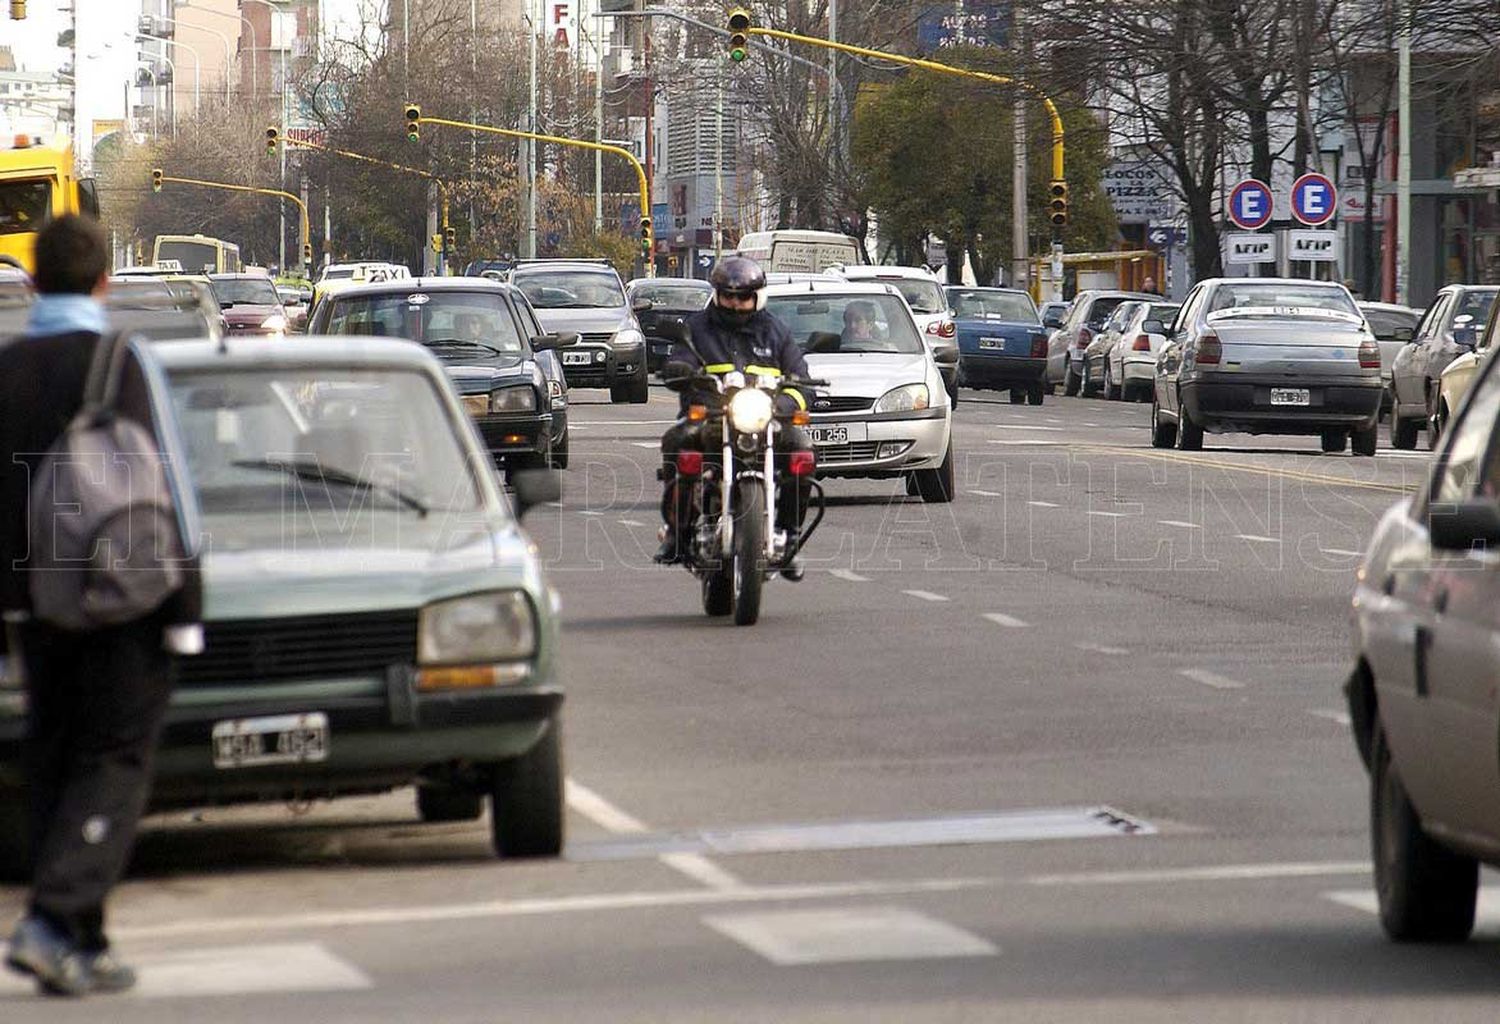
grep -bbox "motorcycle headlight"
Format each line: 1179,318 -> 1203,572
612,327 -> 645,349
728,387 -> 775,433
490,385 -> 537,413
419,591 -> 537,665
259,313 -> 287,333
874,383 -> 930,414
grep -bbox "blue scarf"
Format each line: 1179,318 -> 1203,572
25,293 -> 106,338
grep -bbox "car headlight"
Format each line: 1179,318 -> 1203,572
490,386 -> 537,413
612,327 -> 645,349
259,313 -> 287,332
419,591 -> 537,665
728,387 -> 775,433
874,383 -> 930,414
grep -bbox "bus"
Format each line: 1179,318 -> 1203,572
152,234 -> 242,275
0,134 -> 100,275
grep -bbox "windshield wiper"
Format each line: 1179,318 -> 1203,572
424,337 -> 508,355
230,457 -> 430,516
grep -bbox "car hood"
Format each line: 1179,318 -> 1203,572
531,306 -> 634,336
199,515 -> 538,620
427,351 -> 532,394
804,352 -> 931,397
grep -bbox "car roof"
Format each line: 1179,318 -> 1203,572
834,265 -> 938,281
763,280 -> 897,298
318,277 -> 521,299
946,285 -> 1032,295
511,261 -> 620,275
208,272 -> 275,281
153,336 -> 442,370
628,277 -> 710,289
1357,301 -> 1420,314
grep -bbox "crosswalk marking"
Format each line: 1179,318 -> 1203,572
704,906 -> 998,965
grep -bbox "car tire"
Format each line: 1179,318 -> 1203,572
702,571 -> 733,616
417,785 -> 484,823
1351,422 -> 1378,457
1320,430 -> 1348,454
629,371 -> 649,404
1045,382 -> 1057,396
1009,389 -> 1026,405
1150,393 -> 1176,449
1371,726 -> 1478,942
1429,400 -> 1447,447
1063,359 -> 1081,397
914,440 -> 955,503
1080,361 -> 1100,398
550,430 -> 570,470
1391,415 -> 1419,450
0,794 -> 31,883
1176,401 -> 1204,451
488,718 -> 564,859
1027,382 -> 1045,406
1104,364 -> 1122,401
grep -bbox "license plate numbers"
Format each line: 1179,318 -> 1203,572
978,337 -> 1005,350
1270,387 -> 1311,406
809,422 -> 868,446
562,351 -> 592,366
461,394 -> 488,416
212,712 -> 329,769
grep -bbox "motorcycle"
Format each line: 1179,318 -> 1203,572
663,368 -> 827,626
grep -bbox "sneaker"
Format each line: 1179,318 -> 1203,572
780,556 -> 805,582
5,916 -> 91,997
653,532 -> 686,564
83,949 -> 137,994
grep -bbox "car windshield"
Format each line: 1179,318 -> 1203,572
882,278 -> 947,315
168,367 -> 488,532
1085,297 -> 1128,328
322,267 -> 354,280
1208,283 -> 1359,316
0,179 -> 52,235
514,271 -> 625,309
210,277 -> 280,307
631,282 -> 711,311
324,291 -> 525,353
157,241 -> 220,275
764,292 -> 926,355
1146,303 -> 1181,324
947,288 -> 1039,323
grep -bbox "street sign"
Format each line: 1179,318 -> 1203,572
1288,230 -> 1338,262
1227,179 -> 1274,230
1225,232 -> 1276,264
697,254 -> 713,269
1147,225 -> 1187,249
1290,172 -> 1338,227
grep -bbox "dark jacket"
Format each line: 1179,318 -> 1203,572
667,304 -> 812,413
0,330 -> 202,653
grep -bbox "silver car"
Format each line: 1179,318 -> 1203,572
1103,300 -> 1180,402
762,281 -> 955,502
1346,346 -> 1500,942
1150,278 -> 1383,455
509,259 -> 649,404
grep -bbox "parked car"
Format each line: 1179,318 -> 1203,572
1049,290 -> 1153,395
944,285 -> 1048,405
106,277 -> 224,341
1357,301 -> 1422,409
277,283 -> 313,332
509,259 -> 648,403
1103,300 -> 1180,402
1149,278 -> 1382,455
624,276 -> 712,372
1345,343 -> 1500,942
832,266 -> 960,400
761,280 -> 955,502
0,337 -> 566,873
1432,293 -> 1499,442
1080,300 -> 1147,397
309,277 -> 573,475
1389,285 -> 1497,450
1038,301 -> 1069,331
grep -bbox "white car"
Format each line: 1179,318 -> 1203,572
827,265 -> 960,399
762,280 -> 955,502
1103,299 -> 1180,402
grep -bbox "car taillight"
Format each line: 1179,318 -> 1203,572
1030,334 -> 1047,358
1076,327 -> 1092,347
788,450 -> 817,477
1196,332 -> 1221,365
926,320 -> 956,338
676,451 -> 703,476
1132,334 -> 1151,352
1358,339 -> 1381,368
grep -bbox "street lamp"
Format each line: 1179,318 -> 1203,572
138,32 -> 201,117
176,0 -> 260,102
152,14 -> 232,103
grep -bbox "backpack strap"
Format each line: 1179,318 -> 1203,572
80,330 -> 134,417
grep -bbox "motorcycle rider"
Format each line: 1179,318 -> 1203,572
655,255 -> 814,580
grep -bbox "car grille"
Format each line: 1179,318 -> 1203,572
810,396 -> 874,413
174,609 -> 418,687
578,332 -> 616,347
814,441 -> 882,465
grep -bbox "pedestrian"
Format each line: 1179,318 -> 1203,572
1140,276 -> 1163,296
0,215 -> 200,997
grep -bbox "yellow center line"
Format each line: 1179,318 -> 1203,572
1069,445 -> 1417,495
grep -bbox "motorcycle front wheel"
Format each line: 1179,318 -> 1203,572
702,566 -> 732,617
732,478 -> 767,626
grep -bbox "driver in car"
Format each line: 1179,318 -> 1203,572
841,300 -> 881,346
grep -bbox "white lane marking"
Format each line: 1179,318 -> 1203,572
704,906 -> 997,965
903,589 -> 950,603
829,569 -> 870,583
1087,510 -> 1127,518
1321,548 -> 1364,558
982,613 -> 1029,628
1157,519 -> 1202,529
1308,709 -> 1353,727
0,943 -> 372,998
1235,533 -> 1281,544
1325,889 -> 1500,937
111,878 -> 990,943
1044,417 -> 1063,424
618,519 -> 644,527
1179,668 -> 1245,690
988,439 -> 1069,447
969,489 -> 1002,497
1027,500 -> 1060,508
571,419 -> 679,427
578,510 -> 605,517
630,441 -> 659,449
1031,861 -> 1369,886
1075,643 -> 1128,656
991,424 -> 1065,431
567,779 -> 745,891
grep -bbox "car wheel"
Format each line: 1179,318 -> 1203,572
1027,382 -> 1045,406
488,718 -> 564,859
702,571 -> 733,616
550,430 -> 570,470
1105,364 -> 1122,401
417,785 -> 484,823
1009,388 -> 1026,405
1176,400 -> 1204,451
1351,422 -> 1378,457
1320,430 -> 1348,454
1080,361 -> 1099,398
1426,390 -> 1443,450
1391,415 -> 1418,450
1371,726 -> 1477,942
1150,392 -> 1176,449
1063,359 -> 1081,397
914,440 -> 955,503
1045,382 -> 1057,396
0,793 -> 31,883
629,370 -> 649,404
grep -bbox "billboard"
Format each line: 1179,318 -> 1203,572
916,2 -> 1011,52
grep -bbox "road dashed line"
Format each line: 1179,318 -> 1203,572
1178,668 -> 1246,690
1235,534 -> 1281,544
1028,500 -> 1060,508
1087,510 -> 1128,518
1320,548 -> 1363,558
1307,709 -> 1352,727
968,489 -> 1002,497
829,569 -> 871,583
1075,643 -> 1128,655
1157,519 -> 1202,529
618,519 -> 644,527
982,613 -> 1030,628
903,590 -> 950,603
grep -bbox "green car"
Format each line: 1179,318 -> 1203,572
0,336 -> 565,872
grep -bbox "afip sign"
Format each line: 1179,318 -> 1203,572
1227,179 -> 1273,230
1290,173 -> 1337,227
1288,230 -> 1338,262
1225,232 -> 1276,265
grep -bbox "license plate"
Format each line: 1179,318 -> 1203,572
978,337 -> 1005,350
809,422 -> 868,446
461,394 -> 488,416
1270,387 -> 1311,406
212,712 -> 329,769
562,351 -> 592,366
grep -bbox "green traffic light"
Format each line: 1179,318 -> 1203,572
407,131 -> 419,143
729,47 -> 746,61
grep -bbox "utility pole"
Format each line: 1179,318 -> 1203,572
526,0 -> 538,259
1395,0 -> 1411,306
1011,19 -> 1028,290
715,60 -> 724,261
593,23 -> 603,235
827,0 -> 836,158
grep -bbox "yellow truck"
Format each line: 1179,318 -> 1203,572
0,134 -> 100,275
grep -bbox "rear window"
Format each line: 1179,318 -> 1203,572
1363,308 -> 1419,340
210,277 -> 280,308
1207,283 -> 1358,316
1085,297 -> 1127,328
631,282 -> 711,311
946,288 -> 1039,323
514,271 -> 625,309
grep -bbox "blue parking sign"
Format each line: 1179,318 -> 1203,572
1227,179 -> 1273,231
1290,173 -> 1337,227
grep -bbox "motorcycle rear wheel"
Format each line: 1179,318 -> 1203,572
732,479 -> 767,626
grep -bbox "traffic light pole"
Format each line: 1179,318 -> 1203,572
154,173 -> 312,273
413,113 -> 655,276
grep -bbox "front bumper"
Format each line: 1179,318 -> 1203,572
960,354 -> 1046,388
466,408 -> 552,460
560,344 -> 645,388
1181,374 -> 1382,434
810,408 -> 950,478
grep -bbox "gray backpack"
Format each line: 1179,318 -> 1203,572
28,331 -> 184,631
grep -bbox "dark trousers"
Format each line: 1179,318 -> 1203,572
660,421 -> 814,537
17,615 -> 172,952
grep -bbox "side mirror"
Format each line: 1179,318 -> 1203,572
509,468 -> 562,519
631,297 -> 654,314
531,331 -> 578,351
1043,312 -> 1064,329
1429,498 -> 1500,551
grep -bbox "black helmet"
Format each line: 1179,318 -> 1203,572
709,255 -> 766,298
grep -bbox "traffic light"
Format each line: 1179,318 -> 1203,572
726,8 -> 750,62
404,103 -> 421,143
444,225 -> 456,251
1048,180 -> 1069,229
431,232 -> 444,254
639,216 -> 652,259
265,125 -> 280,155
150,167 -> 163,193
10,1 -> 26,20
